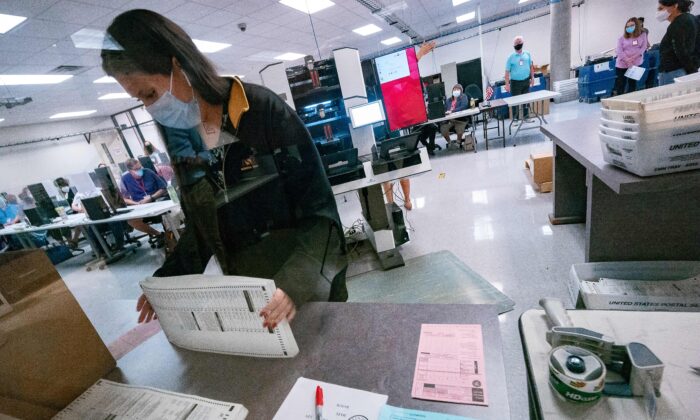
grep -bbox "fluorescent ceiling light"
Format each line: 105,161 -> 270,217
50,110 -> 97,119
353,24 -> 382,36
0,74 -> 72,85
381,37 -> 402,46
456,11 -> 476,23
192,39 -> 231,53
274,52 -> 306,61
519,0 -> 530,3
93,76 -> 117,84
0,13 -> 26,34
0,119 -> 4,123
452,0 -> 471,6
98,93 -> 131,100
279,0 -> 335,14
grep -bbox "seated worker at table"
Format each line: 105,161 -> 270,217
121,158 -> 167,240
504,35 -> 535,121
55,177 -> 82,248
102,9 -> 348,328
0,195 -> 23,250
439,84 -> 473,151
72,192 -> 126,251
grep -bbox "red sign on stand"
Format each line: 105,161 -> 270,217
376,48 -> 427,132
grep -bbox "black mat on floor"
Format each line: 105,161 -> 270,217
347,250 -> 516,314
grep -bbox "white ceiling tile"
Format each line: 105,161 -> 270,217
121,0 -> 187,15
8,18 -> 83,40
0,0 -> 60,19
195,10 -> 242,28
0,51 -> 34,66
225,0 -> 274,17
166,3 -> 220,24
22,49 -> 81,66
0,35 -> 57,53
76,0 -> 132,7
35,0 -> 114,25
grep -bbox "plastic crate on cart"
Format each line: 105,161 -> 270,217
579,77 -> 616,103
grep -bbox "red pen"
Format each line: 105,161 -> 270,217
315,385 -> 323,420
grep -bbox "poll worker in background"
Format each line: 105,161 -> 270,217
439,84 -> 472,150
72,191 -> 126,251
144,140 -> 175,184
0,195 -> 22,250
54,177 -> 82,249
120,158 -> 167,240
614,18 -> 648,95
656,0 -> 698,85
504,35 -> 535,121
638,17 -> 659,90
101,9 -> 348,328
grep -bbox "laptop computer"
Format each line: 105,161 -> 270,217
376,133 -> 421,161
81,196 -> 132,221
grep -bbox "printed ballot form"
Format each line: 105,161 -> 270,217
411,324 -> 488,406
140,274 -> 299,358
53,379 -> 248,420
273,377 -> 388,420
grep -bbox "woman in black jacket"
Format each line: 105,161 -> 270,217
101,9 -> 348,328
656,0 -> 699,85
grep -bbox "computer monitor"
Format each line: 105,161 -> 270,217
315,140 -> 343,156
24,207 -> 50,226
94,167 -> 127,209
348,100 -> 386,129
27,184 -> 59,219
321,148 -> 359,175
377,133 -> 421,161
81,196 -> 113,221
138,156 -> 157,173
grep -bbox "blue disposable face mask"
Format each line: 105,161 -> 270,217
134,169 -> 144,178
626,26 -> 635,34
146,70 -> 201,129
453,90 -> 461,98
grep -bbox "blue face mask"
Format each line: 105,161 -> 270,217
134,169 -> 144,178
453,90 -> 461,98
146,70 -> 201,129
626,26 -> 635,34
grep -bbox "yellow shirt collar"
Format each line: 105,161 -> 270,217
227,77 -> 249,129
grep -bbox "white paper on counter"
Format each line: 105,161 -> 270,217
273,377 -> 388,420
53,379 -> 248,420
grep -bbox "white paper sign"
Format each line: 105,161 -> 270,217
376,51 -> 410,84
625,66 -> 646,81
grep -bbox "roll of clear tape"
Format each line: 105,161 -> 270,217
548,345 -> 606,403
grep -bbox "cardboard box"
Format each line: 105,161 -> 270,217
525,152 -> 553,193
0,250 -> 116,419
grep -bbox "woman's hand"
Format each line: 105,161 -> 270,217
259,289 -> 297,329
136,294 -> 158,323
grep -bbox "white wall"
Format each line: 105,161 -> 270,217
0,117 -> 113,193
416,0 -> 666,84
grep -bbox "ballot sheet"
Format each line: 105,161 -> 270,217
140,274 -> 299,358
411,324 -> 488,406
53,379 -> 248,420
625,66 -> 646,81
273,377 -> 388,420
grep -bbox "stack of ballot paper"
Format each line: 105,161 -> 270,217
140,274 -> 299,357
53,380 -> 248,419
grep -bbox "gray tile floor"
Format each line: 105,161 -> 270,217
57,100 -> 602,420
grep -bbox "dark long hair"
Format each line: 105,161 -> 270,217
101,9 -> 228,104
659,0 -> 695,13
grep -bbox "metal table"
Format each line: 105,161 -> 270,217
107,302 -> 512,420
503,90 -> 561,138
542,118 -> 700,262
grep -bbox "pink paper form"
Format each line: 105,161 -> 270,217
411,324 -> 488,406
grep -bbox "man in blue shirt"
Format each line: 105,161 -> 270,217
121,158 -> 167,238
505,35 -> 535,121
